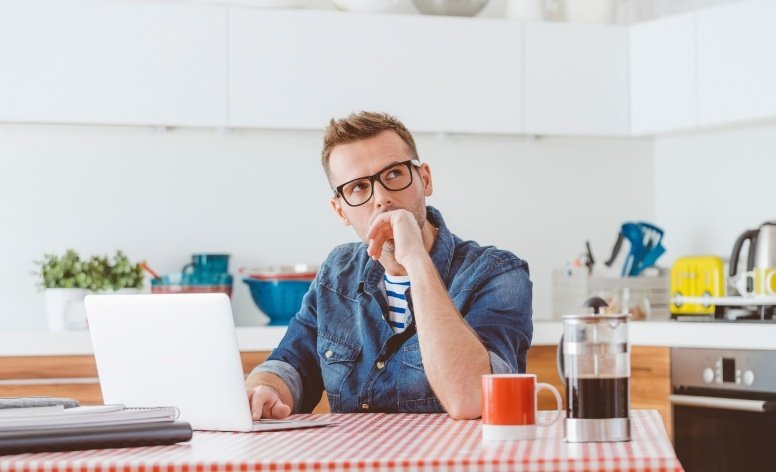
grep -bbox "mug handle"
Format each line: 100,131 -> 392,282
535,382 -> 563,426
767,270 -> 776,295
736,271 -> 755,297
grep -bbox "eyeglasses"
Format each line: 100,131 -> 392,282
334,159 -> 421,207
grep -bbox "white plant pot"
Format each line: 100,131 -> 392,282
565,0 -> 613,23
44,287 -> 141,331
44,288 -> 90,331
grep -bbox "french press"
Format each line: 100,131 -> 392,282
557,297 -> 631,442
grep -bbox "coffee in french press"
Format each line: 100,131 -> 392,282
557,297 -> 631,442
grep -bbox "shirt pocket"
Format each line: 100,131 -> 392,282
317,334 -> 360,412
397,343 -> 443,413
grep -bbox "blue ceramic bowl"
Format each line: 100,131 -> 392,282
243,278 -> 313,325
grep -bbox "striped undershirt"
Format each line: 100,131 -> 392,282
383,274 -> 411,333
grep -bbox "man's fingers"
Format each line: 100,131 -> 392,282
261,395 -> 291,419
368,238 -> 383,259
367,222 -> 394,259
248,387 -> 278,420
365,212 -> 396,240
271,401 -> 292,419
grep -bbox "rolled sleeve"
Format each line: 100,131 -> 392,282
488,351 -> 513,374
254,271 -> 326,413
251,360 -> 304,414
463,261 -> 533,374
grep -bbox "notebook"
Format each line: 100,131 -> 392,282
85,293 -> 332,433
0,405 -> 178,431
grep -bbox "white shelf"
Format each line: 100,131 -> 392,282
672,295 -> 776,306
0,326 -> 286,357
534,320 -> 776,350
3,321 -> 775,356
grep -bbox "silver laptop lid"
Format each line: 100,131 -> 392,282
85,293 -> 253,431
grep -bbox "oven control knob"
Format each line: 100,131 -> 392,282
743,370 -> 755,386
703,367 -> 714,384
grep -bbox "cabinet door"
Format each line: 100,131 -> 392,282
630,13 -> 697,135
0,0 -> 226,127
630,346 -> 671,438
697,0 -> 776,126
524,22 -> 629,136
228,9 -> 523,134
0,355 -> 103,405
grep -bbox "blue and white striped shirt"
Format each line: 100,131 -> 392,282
383,274 -> 411,333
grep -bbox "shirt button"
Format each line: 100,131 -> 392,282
376,361 -> 385,370
325,350 -> 333,359
361,403 -> 369,410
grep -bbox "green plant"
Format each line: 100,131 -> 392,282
35,249 -> 144,291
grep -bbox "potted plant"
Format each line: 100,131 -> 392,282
35,250 -> 144,330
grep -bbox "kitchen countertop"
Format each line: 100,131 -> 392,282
1,320 -> 775,356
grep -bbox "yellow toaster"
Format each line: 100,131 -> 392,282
670,256 -> 725,317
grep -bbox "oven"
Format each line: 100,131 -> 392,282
670,348 -> 776,472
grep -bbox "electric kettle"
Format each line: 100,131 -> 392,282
730,221 -> 776,295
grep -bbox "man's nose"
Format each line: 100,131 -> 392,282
372,181 -> 393,209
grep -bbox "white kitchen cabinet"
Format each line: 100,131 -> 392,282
630,13 -> 697,135
524,22 -> 630,136
0,0 -> 227,127
228,9 -> 523,134
696,0 -> 776,126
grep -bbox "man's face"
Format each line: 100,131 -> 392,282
328,130 -> 433,249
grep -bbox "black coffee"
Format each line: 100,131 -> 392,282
566,376 -> 629,419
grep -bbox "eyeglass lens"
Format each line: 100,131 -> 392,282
340,162 -> 413,206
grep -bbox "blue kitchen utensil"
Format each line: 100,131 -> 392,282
604,222 -> 666,277
637,223 -> 665,273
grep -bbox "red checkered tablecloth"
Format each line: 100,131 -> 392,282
0,410 -> 683,472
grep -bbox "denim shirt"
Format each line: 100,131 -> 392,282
252,206 -> 533,414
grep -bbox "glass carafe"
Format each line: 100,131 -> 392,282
558,297 -> 631,442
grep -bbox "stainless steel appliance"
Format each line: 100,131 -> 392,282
730,221 -> 776,295
670,348 -> 776,472
558,297 -> 631,442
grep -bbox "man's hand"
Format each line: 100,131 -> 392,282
365,209 -> 426,266
247,385 -> 292,420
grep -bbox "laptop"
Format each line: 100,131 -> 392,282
85,293 -> 330,432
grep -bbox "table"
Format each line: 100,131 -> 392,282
0,410 -> 683,472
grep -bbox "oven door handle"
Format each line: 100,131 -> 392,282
669,394 -> 776,413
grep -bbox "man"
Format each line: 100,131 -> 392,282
246,112 -> 532,420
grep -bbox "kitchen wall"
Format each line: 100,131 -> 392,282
654,122 -> 776,266
0,124 -> 653,330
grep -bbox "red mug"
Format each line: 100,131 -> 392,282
481,373 -> 563,441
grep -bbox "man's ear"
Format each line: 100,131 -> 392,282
330,196 -> 351,226
419,163 -> 433,197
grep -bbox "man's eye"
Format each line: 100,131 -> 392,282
350,183 -> 368,193
385,169 -> 402,180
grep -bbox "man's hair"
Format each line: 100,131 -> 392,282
321,111 -> 419,184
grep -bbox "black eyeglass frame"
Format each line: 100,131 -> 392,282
334,159 -> 421,207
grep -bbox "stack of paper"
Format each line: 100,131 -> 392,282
0,398 -> 192,455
